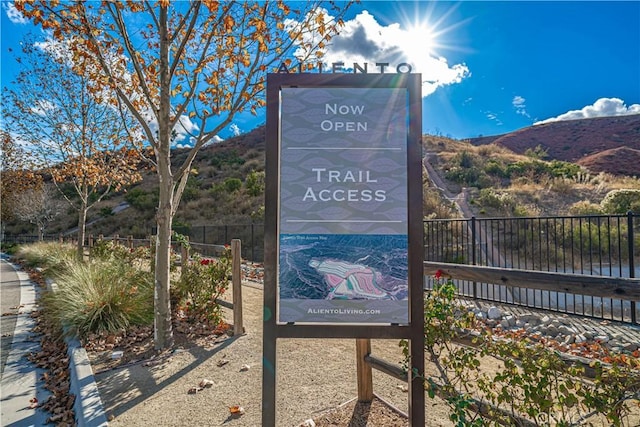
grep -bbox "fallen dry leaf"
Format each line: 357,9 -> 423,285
28,397 -> 38,409
217,358 -> 229,367
187,386 -> 202,394
199,379 -> 215,388
229,405 -> 245,415
239,364 -> 250,372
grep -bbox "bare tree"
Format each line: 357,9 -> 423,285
3,35 -> 143,259
0,131 -> 43,223
13,184 -> 65,241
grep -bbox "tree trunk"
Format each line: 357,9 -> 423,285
154,171 -> 174,350
153,5 -> 174,350
77,203 -> 88,261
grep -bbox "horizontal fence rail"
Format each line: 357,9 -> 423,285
424,212 -> 639,324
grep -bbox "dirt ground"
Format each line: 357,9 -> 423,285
91,280 -> 640,426
92,281 -> 449,426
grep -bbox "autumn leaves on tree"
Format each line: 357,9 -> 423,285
13,0 -> 352,349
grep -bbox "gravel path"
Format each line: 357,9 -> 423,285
96,282 -> 448,426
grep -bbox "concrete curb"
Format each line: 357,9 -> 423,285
46,280 -> 108,427
66,337 -> 108,427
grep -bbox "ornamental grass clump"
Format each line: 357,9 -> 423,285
15,241 -> 77,277
173,248 -> 231,324
43,259 -> 153,339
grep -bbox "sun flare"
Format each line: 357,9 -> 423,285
402,23 -> 437,59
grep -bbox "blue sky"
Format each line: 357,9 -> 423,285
2,1 -> 639,141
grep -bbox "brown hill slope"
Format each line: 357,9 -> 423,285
577,146 -> 640,177
469,115 -> 640,176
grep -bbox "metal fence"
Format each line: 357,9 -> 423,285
424,212 -> 639,324
160,224 -> 265,262
5,213 -> 639,323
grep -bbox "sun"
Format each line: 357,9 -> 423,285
393,2 -> 469,68
402,22 -> 438,59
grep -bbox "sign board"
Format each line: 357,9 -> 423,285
263,73 -> 424,427
278,87 -> 410,324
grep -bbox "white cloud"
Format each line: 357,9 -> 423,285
289,10 -> 470,97
203,135 -> 224,147
230,123 -> 241,137
142,110 -> 200,147
512,95 -> 530,118
535,98 -> 640,125
4,3 -> 27,24
485,111 -> 503,126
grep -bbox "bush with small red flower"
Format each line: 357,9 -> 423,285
173,248 -> 232,324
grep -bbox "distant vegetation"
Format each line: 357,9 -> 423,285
4,122 -> 640,239
424,134 -> 640,218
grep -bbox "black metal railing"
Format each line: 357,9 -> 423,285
5,213 -> 638,323
424,212 -> 639,324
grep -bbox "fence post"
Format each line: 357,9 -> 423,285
59,234 -> 63,244
127,235 -> 133,249
471,216 -> 478,299
114,234 -> 119,245
356,338 -> 373,402
231,239 -> 243,335
628,211 -> 636,324
251,223 -> 255,262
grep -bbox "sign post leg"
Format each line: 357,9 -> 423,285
356,338 -> 373,402
262,334 -> 277,426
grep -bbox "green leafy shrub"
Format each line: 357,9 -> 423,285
475,188 -> 520,215
406,273 -> 640,426
601,189 -> 640,214
124,188 -> 158,211
223,177 -> 242,193
483,159 -> 508,178
99,207 -> 114,217
569,200 -> 604,215
524,144 -> 549,159
182,176 -> 201,202
245,170 -> 265,197
506,159 -> 582,181
548,160 -> 582,179
209,150 -> 245,168
0,241 -> 20,255
173,249 -> 231,323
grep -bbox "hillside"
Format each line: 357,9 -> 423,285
468,115 -> 640,177
3,119 -> 640,240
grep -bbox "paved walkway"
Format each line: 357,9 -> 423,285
0,257 -> 52,426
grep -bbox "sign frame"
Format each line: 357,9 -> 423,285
263,72 -> 424,426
